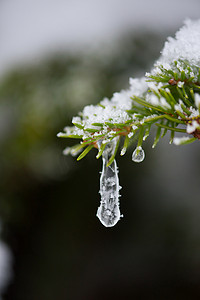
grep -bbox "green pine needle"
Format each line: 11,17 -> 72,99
77,144 -> 94,161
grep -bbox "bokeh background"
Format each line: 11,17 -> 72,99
1,1 -> 200,299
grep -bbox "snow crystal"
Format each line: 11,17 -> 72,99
187,120 -> 200,134
82,98 -> 131,127
63,146 -> 82,157
160,97 -> 171,109
174,101 -> 184,113
129,77 -> 148,96
63,147 -> 71,155
63,76 -> 148,143
177,81 -> 184,88
147,94 -> 160,106
147,81 -> 164,92
145,92 -> 170,109
154,19 -> 200,70
128,131 -> 134,138
63,126 -> 84,137
57,132 -> 64,137
173,136 -> 192,145
102,138 -> 111,144
189,107 -> 199,118
72,116 -> 82,125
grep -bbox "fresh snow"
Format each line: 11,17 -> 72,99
153,19 -> 200,75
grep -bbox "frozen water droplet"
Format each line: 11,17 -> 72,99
96,139 -> 122,227
143,132 -> 149,141
132,146 -> 145,163
120,147 -> 126,156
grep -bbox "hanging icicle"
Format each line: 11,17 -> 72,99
96,138 -> 122,227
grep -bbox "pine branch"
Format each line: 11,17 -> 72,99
58,19 -> 200,226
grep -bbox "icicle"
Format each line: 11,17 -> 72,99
96,138 -> 122,227
132,146 -> 145,163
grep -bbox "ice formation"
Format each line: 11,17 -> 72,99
59,19 -> 200,227
0,223 -> 12,299
96,139 -> 122,227
132,146 -> 145,163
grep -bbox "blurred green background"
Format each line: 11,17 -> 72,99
1,30 -> 200,300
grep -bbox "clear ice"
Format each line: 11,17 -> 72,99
132,146 -> 145,163
96,139 -> 122,227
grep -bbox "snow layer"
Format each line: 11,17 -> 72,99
60,77 -> 148,140
155,19 -> 200,69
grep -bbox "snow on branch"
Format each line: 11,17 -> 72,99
58,19 -> 200,227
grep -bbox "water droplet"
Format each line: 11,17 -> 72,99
132,146 -> 145,163
96,139 -> 122,227
143,133 -> 149,141
120,147 -> 126,156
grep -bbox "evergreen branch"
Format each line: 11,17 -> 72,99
155,123 -> 187,133
58,20 -> 200,166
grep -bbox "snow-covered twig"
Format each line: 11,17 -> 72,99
58,19 -> 200,226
